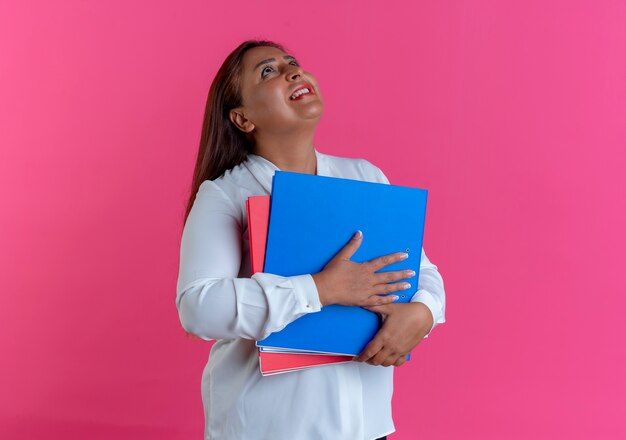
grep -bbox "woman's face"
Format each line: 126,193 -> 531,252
229,46 -> 324,135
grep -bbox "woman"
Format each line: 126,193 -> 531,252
176,39 -> 446,440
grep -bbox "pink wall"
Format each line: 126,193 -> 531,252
1,1 -> 624,438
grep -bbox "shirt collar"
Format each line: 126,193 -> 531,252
243,147 -> 329,194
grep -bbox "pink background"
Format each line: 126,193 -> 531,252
1,1 -> 625,438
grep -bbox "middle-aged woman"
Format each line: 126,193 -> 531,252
176,39 -> 446,440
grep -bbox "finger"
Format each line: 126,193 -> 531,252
354,336 -> 384,363
372,281 -> 411,297
334,230 -> 363,261
366,251 -> 409,272
372,280 -> 412,297
367,348 -> 392,366
393,355 -> 408,367
374,269 -> 416,284
363,293 -> 398,308
381,353 -> 401,367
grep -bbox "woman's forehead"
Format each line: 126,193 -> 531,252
244,47 -> 293,72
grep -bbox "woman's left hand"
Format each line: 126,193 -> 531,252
353,302 -> 433,367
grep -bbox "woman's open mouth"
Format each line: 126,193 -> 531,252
289,86 -> 314,101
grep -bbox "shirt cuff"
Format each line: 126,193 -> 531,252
410,289 -> 441,338
289,274 -> 323,313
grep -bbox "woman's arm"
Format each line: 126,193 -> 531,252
409,247 -> 446,338
176,180 -> 322,341
367,160 -> 447,337
351,161 -> 447,366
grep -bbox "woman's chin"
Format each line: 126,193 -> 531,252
297,102 -> 324,119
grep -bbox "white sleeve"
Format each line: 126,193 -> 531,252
370,162 -> 447,338
409,248 -> 446,338
175,180 -> 322,342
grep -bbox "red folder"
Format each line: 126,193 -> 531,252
247,196 -> 271,278
258,351 -> 352,376
246,196 -> 352,375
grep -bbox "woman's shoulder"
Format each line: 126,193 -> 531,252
198,160 -> 249,194
195,161 -> 253,221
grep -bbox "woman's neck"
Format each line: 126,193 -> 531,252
252,134 -> 317,175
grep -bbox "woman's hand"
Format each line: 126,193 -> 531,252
353,302 -> 434,367
311,230 -> 415,308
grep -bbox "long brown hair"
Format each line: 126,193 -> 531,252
180,40 -> 290,343
183,39 -> 289,225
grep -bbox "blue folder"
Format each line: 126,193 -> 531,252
256,171 -> 428,356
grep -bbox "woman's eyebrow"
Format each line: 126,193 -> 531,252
253,55 -> 297,72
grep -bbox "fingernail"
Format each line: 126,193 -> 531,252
400,253 -> 409,260
404,283 -> 411,289
355,230 -> 362,239
391,295 -> 399,301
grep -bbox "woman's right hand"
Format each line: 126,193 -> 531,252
311,230 -> 415,307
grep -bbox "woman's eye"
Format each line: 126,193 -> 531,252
261,61 -> 299,79
261,66 -> 273,78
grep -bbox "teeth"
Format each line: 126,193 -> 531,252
290,88 -> 310,100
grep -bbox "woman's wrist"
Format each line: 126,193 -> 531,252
311,272 -> 333,306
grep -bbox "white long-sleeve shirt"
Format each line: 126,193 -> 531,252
176,147 -> 446,440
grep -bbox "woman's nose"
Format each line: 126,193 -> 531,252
288,66 -> 303,80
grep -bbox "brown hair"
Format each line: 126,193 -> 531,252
183,39 -> 289,225
180,39 -> 289,342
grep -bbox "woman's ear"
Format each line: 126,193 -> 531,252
229,108 -> 255,133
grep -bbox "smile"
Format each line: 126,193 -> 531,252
290,87 -> 314,100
